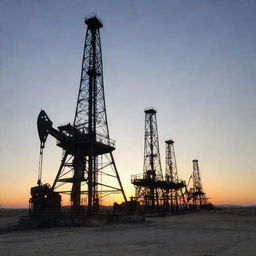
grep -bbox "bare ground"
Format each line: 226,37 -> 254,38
0,208 -> 256,256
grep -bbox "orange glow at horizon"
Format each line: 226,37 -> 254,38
1,183 -> 256,208
0,186 -> 130,208
1,145 -> 255,209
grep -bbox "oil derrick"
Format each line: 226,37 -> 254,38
30,16 -> 127,216
164,140 -> 186,212
131,108 -> 164,209
187,160 -> 207,208
143,109 -> 163,180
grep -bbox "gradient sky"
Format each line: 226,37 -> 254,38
0,0 -> 255,207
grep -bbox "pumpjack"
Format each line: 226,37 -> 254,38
29,16 -> 127,218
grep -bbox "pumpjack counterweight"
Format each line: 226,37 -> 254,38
30,16 -> 127,217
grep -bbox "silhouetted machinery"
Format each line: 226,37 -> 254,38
131,108 -> 164,209
131,109 -> 187,213
29,16 -> 126,218
164,140 -> 187,211
28,16 -> 211,221
186,160 -> 208,208
29,184 -> 61,216
131,108 -> 212,214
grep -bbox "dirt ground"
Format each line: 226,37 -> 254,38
0,208 -> 256,256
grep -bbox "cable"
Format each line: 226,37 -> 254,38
37,144 -> 44,186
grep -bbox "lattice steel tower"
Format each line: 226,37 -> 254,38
165,140 -> 178,183
190,159 -> 207,206
165,140 -> 186,210
143,109 -> 163,180
36,16 -> 127,215
132,108 -> 163,208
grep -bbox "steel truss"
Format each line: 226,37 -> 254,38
164,140 -> 186,212
131,110 -> 187,213
132,108 -> 164,209
186,160 -> 207,208
33,16 -> 127,216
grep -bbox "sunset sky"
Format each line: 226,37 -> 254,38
0,0 -> 255,207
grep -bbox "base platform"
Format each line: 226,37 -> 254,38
19,213 -> 144,228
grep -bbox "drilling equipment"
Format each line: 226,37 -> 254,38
164,140 -> 186,212
131,108 -> 164,209
29,16 -> 127,217
131,109 -> 188,214
187,159 -> 208,208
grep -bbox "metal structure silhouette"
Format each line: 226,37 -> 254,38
165,140 -> 178,183
143,108 -> 163,180
187,160 -> 207,207
131,110 -> 189,213
31,16 -> 127,216
132,108 -> 164,208
164,140 -> 186,211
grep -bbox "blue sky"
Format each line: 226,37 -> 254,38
0,0 -> 255,206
